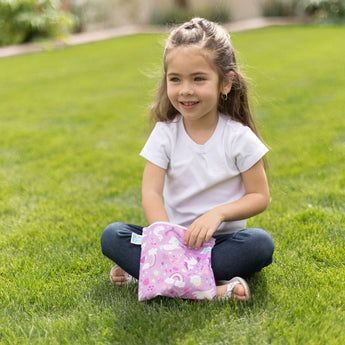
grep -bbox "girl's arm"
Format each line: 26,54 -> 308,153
142,161 -> 169,224
184,160 -> 270,250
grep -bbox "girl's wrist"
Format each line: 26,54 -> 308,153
211,206 -> 227,224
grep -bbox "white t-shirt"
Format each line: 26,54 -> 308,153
140,114 -> 268,235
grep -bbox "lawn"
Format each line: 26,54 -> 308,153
0,25 -> 344,344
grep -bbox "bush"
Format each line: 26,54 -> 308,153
0,0 -> 77,47
303,0 -> 345,23
262,0 -> 299,17
262,0 -> 345,23
199,5 -> 231,23
150,5 -> 231,26
150,7 -> 192,26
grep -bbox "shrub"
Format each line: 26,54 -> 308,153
150,7 -> 192,26
303,0 -> 345,23
198,5 -> 231,23
262,0 -> 345,23
0,0 -> 77,47
150,5 -> 231,26
262,0 -> 299,17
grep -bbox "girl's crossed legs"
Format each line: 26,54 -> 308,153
100,222 -> 274,299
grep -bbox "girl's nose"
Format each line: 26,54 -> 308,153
180,82 -> 193,96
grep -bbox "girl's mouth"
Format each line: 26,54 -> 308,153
180,101 -> 199,109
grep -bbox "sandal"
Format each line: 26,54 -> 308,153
223,277 -> 251,301
109,265 -> 137,286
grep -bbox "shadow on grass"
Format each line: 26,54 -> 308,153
90,271 -> 272,344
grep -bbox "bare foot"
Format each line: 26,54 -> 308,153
110,266 -> 128,287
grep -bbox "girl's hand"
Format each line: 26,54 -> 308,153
184,210 -> 223,250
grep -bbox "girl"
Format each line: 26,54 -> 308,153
101,18 -> 274,301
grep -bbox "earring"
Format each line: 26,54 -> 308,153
222,93 -> 228,101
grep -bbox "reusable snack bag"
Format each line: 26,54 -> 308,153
138,222 -> 216,301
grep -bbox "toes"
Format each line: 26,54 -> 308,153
233,284 -> 245,298
110,266 -> 127,286
232,284 -> 250,301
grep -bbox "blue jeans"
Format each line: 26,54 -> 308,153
101,222 -> 274,281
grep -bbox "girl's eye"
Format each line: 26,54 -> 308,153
169,77 -> 180,82
194,77 -> 205,82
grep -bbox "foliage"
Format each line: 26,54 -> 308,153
262,0 -> 345,22
0,27 -> 345,344
303,0 -> 345,22
0,0 -> 77,46
262,0 -> 300,17
150,5 -> 231,26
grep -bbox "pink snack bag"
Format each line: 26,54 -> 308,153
138,222 -> 216,301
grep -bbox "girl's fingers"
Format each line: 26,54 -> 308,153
184,229 -> 196,248
194,236 -> 205,250
194,229 -> 213,250
185,225 -> 209,250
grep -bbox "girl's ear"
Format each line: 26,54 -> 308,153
221,71 -> 235,95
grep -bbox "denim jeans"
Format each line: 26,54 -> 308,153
101,222 -> 274,281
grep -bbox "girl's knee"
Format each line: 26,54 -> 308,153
101,222 -> 121,240
255,229 -> 274,257
255,228 -> 274,250
101,222 -> 139,253
253,229 -> 274,266
246,227 -> 273,242
100,222 -> 125,255
241,228 -> 274,264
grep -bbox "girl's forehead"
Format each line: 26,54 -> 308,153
165,45 -> 215,71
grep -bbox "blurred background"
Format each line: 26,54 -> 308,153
0,0 -> 344,47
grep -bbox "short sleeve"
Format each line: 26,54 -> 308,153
231,126 -> 268,172
140,122 -> 171,169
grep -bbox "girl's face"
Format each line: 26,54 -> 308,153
165,46 -> 231,124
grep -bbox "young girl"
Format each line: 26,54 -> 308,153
101,18 -> 274,301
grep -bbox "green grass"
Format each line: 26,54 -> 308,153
0,26 -> 344,344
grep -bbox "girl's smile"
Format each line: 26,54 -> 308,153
180,101 -> 199,110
